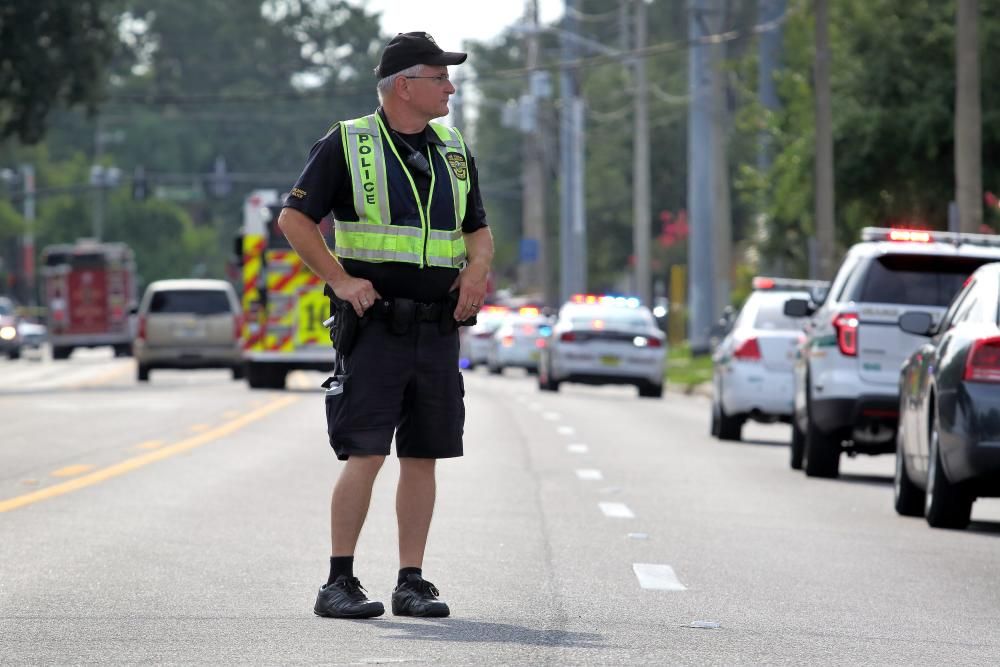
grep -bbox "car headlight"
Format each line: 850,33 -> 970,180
0,325 -> 16,340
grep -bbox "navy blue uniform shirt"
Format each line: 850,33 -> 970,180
283,109 -> 488,303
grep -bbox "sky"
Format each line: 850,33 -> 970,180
361,0 -> 565,51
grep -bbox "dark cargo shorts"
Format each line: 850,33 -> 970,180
324,318 -> 465,460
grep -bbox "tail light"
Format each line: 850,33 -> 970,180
964,336 -> 1000,383
137,316 -> 147,341
733,337 -> 762,361
560,331 -> 577,342
501,335 -> 514,348
833,312 -> 859,357
535,338 -> 546,349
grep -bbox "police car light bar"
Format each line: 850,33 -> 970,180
569,294 -> 641,308
861,227 -> 1000,248
752,276 -> 829,291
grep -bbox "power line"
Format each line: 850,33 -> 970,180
100,4 -> 798,109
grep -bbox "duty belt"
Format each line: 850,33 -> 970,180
367,298 -> 444,323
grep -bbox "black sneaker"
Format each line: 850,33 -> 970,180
391,574 -> 450,617
314,575 -> 385,619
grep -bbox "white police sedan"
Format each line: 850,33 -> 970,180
486,307 -> 552,375
538,295 -> 666,398
710,277 -> 824,441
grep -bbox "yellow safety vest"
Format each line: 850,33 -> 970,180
338,113 -> 470,268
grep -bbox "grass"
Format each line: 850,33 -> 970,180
666,343 -> 713,390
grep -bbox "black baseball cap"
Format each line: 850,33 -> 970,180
374,32 -> 467,79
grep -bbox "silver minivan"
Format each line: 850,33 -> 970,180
134,279 -> 243,382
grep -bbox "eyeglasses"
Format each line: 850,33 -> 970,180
403,74 -> 451,85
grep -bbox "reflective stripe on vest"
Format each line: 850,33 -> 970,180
339,113 -> 469,268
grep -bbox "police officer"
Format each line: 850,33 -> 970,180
278,32 -> 493,619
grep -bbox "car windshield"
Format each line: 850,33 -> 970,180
149,290 -> 231,315
855,254 -> 997,307
0,299 -> 12,316
753,299 -> 804,331
568,309 -> 652,330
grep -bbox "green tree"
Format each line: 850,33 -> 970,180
736,0 -> 1000,275
0,1 -> 119,143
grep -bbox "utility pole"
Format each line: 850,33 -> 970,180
955,0 -> 981,235
632,0 -> 652,306
708,1 -> 731,322
520,0 -> 548,301
757,0 -> 785,274
687,0 -> 713,354
813,0 -> 835,279
21,165 -> 35,307
559,0 -> 585,301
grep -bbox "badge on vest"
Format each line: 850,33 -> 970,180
445,152 -> 468,181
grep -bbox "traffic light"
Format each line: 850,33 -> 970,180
131,166 -> 147,200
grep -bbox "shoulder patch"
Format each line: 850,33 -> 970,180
445,151 -> 467,181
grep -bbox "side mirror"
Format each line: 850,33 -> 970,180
784,298 -> 812,318
898,311 -> 934,337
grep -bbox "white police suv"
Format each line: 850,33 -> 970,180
711,277 -> 826,441
538,294 -> 666,398
784,227 -> 1000,477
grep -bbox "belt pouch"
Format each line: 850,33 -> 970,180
390,298 -> 415,335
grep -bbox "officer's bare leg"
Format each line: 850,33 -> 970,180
331,455 -> 386,556
396,457 -> 436,568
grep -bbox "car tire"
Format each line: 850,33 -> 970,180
52,346 -> 72,360
804,400 -> 840,478
488,363 -> 502,375
893,423 -> 924,517
790,420 -> 805,470
113,345 -> 131,358
232,364 -> 246,381
710,397 -> 721,438
538,359 -> 559,392
137,364 -> 150,382
248,363 -> 286,389
7,348 -> 20,360
717,402 -> 743,441
925,412 -> 972,529
638,381 -> 663,399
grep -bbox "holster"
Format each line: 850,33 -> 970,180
390,298 -> 416,336
439,290 -> 477,334
324,286 -> 360,356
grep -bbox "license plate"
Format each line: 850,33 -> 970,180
530,351 -> 540,361
600,355 -> 620,367
174,325 -> 206,338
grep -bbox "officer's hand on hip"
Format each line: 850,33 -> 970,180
330,276 -> 381,318
450,265 -> 489,322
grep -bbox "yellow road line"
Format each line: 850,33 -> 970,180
51,464 -> 96,478
69,362 -> 134,389
0,395 -> 300,513
133,440 -> 164,451
190,424 -> 210,432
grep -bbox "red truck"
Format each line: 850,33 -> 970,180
40,239 -> 138,359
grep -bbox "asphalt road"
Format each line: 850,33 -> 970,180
1,348 -> 999,665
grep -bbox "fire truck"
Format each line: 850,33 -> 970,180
40,239 -> 138,360
237,190 -> 335,389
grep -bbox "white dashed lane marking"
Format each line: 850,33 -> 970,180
567,443 -> 589,454
575,469 -> 604,481
542,412 -> 560,421
598,502 -> 634,518
557,426 -> 575,436
632,563 -> 688,591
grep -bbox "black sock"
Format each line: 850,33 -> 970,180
328,556 -> 354,585
398,567 -> 422,585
